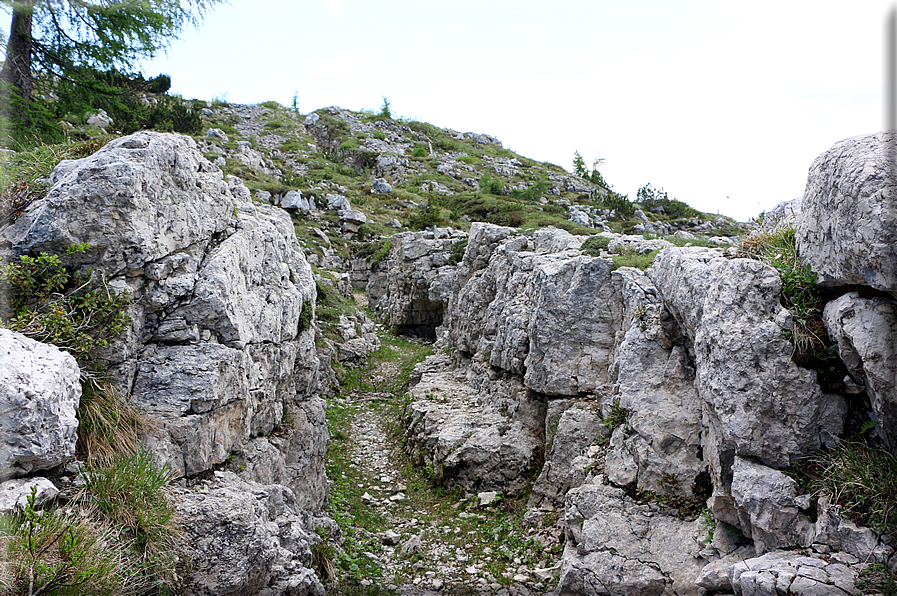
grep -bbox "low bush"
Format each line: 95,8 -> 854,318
739,222 -> 826,363
581,235 -> 611,256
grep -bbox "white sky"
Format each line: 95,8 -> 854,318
134,1 -> 891,222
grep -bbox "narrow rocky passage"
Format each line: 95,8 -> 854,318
322,331 -> 562,596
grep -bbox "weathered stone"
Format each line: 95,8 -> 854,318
729,551 -> 858,596
86,109 -> 113,129
528,404 -> 607,509
823,293 -> 897,446
0,477 -> 59,513
206,128 -> 229,142
0,330 -> 81,481
177,471 -> 325,596
648,248 -> 846,522
557,482 -> 707,596
281,190 -> 315,212
372,178 -> 392,193
608,268 -> 704,497
730,457 -> 815,554
796,131 -> 897,296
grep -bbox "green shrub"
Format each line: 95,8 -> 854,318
411,142 -> 428,158
449,238 -> 468,265
581,235 -> 611,257
636,183 -> 700,219
739,222 -> 825,362
479,173 -> 503,196
511,176 -> 550,202
0,488 -> 124,596
0,246 -> 129,367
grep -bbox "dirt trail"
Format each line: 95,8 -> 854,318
325,336 -> 557,596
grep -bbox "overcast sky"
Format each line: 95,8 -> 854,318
136,1 -> 891,222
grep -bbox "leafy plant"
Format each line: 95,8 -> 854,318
0,246 -> 129,370
411,143 -> 428,158
739,222 -> 826,363
601,400 -> 629,433
580,235 -> 610,257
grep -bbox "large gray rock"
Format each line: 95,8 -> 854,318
403,355 -> 545,496
823,292 -> 897,446
0,133 -> 325,510
528,404 -> 607,509
556,482 -> 708,596
729,551 -> 859,596
648,248 -> 846,523
796,131 -> 897,297
607,268 -> 704,497
2,132 -> 234,278
0,477 -> 59,513
446,225 -> 621,395
730,457 -> 814,554
0,329 -> 81,481
177,471 -> 325,596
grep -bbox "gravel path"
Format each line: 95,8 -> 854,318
327,346 -> 558,596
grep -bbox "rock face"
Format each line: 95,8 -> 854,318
372,199 -> 887,593
177,472 -> 326,596
796,131 -> 897,297
0,329 -> 81,481
823,292 -> 897,446
648,248 -> 846,524
2,133 -> 324,501
0,132 -> 332,592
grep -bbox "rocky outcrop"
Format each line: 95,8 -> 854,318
377,200 -> 887,593
0,132 -> 333,592
796,131 -> 897,297
368,227 -> 465,339
177,471 -> 327,596
1,132 -> 324,500
823,292 -> 897,446
0,329 -> 81,480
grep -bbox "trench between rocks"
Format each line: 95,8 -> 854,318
321,330 -> 563,595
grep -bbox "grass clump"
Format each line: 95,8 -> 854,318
83,451 -> 179,589
355,238 -> 393,266
0,451 -> 179,596
580,235 -> 610,257
791,436 -> 897,538
738,221 -> 826,363
610,248 -> 660,271
448,238 -> 468,265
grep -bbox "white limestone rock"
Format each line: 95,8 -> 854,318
177,471 -> 325,596
729,551 -> 858,596
556,482 -> 708,596
648,248 -> 846,523
730,457 -> 815,554
796,131 -> 897,297
2,132 -> 234,278
823,292 -> 897,446
0,477 -> 59,513
0,330 -> 81,481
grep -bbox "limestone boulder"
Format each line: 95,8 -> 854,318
2,132 -> 233,278
0,329 -> 81,481
648,248 -> 846,522
0,477 -> 59,513
729,551 -> 859,596
177,471 -> 325,596
823,292 -> 897,446
607,268 -> 704,497
556,482 -> 708,596
528,404 -> 607,509
730,457 -> 815,554
0,133 -> 324,508
796,131 -> 897,297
